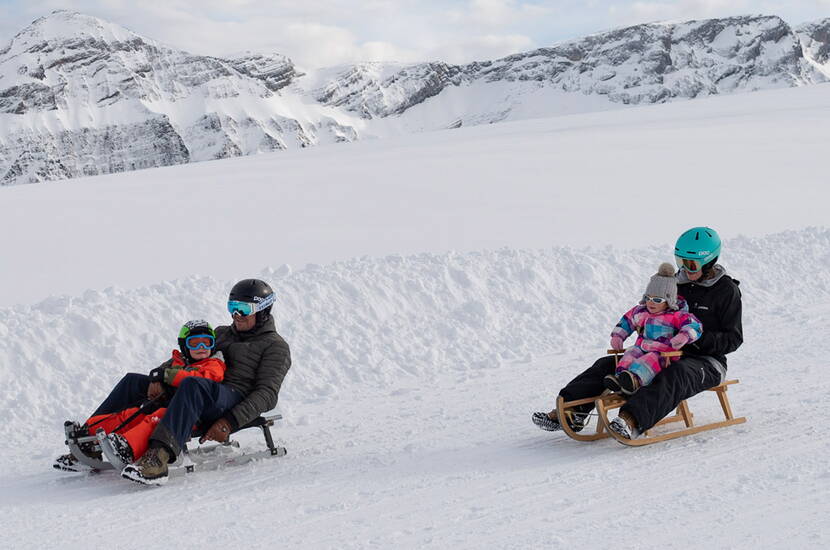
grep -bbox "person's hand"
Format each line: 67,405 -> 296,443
670,333 -> 690,350
200,418 -> 232,444
147,381 -> 164,399
610,335 -> 624,351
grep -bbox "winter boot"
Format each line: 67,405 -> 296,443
53,453 -> 87,472
618,371 -> 641,395
603,374 -> 623,393
107,433 -> 135,465
532,410 -> 587,433
53,441 -> 102,472
121,446 -> 171,486
608,411 -> 641,440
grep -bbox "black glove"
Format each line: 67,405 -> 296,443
148,366 -> 165,383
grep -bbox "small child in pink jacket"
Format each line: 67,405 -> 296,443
604,263 -> 703,395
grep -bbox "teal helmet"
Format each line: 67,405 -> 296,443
674,227 -> 721,273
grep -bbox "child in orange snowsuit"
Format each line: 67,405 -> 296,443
85,320 -> 225,463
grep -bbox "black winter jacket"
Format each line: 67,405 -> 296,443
677,271 -> 742,367
215,317 -> 291,430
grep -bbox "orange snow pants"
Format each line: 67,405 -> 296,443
85,407 -> 168,460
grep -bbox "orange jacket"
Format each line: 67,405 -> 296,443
162,349 -> 226,386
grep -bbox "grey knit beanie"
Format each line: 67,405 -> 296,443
643,262 -> 679,310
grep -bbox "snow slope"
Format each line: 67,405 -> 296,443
0,78 -> 829,549
1,228 -> 828,549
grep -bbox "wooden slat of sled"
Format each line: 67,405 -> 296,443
556,380 -> 746,446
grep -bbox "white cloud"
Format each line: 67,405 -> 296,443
2,0 -> 829,68
608,0 -> 753,26
427,33 -> 535,64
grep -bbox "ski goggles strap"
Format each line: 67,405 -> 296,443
185,335 -> 215,350
227,294 -> 275,317
675,256 -> 703,273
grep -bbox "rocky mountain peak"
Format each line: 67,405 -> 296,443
2,10 -> 147,57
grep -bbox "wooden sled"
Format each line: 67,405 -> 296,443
556,350 -> 747,446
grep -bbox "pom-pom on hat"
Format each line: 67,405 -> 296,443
643,262 -> 679,310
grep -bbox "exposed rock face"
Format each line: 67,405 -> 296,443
796,18 -> 830,74
1,11 -> 827,185
227,52 -> 302,92
312,62 -> 465,118
0,117 -> 188,184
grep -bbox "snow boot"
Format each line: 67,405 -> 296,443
107,433 -> 134,465
603,374 -> 623,393
618,371 -> 641,395
532,410 -> 587,433
608,411 -> 641,440
121,446 -> 171,486
53,453 -> 88,472
53,441 -> 102,472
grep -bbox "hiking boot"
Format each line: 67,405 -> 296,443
603,374 -> 623,393
618,371 -> 641,395
608,411 -> 641,440
121,446 -> 171,486
532,410 -> 587,433
106,433 -> 134,465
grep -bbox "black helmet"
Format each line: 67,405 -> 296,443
228,279 -> 275,326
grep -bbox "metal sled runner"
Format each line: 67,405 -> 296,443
556,350 -> 747,446
63,414 -> 287,474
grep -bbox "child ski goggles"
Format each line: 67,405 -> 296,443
185,335 -> 215,350
675,256 -> 703,273
643,295 -> 666,304
227,293 -> 276,317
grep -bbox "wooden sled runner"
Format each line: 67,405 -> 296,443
556,350 -> 747,446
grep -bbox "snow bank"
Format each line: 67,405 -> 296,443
1,228 -> 828,447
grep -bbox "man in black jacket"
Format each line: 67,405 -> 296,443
122,279 -> 291,485
532,227 -> 742,439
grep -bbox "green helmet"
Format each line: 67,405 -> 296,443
177,319 -> 216,361
674,227 -> 721,272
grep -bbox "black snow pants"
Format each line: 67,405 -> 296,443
90,372 -> 151,417
558,354 -> 724,431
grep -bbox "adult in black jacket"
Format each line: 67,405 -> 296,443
123,279 -> 291,485
532,227 -> 742,438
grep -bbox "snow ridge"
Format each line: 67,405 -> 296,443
1,229 -> 828,453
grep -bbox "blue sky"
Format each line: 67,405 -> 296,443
1,1 -> 828,67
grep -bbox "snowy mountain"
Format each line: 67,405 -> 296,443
0,11 -> 360,185
314,15 -> 827,121
1,11 -> 829,185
